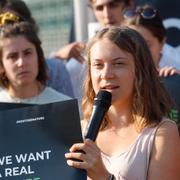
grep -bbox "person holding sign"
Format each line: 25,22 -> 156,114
65,27 -> 180,179
0,0 -> 75,98
0,21 -> 70,104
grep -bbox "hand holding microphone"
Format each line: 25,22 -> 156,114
65,90 -> 112,174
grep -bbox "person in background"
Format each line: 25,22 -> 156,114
0,0 -> 74,97
88,0 -> 133,27
65,26 -> 180,180
52,41 -> 85,64
0,21 -> 70,104
51,41 -> 86,103
122,4 -> 180,128
122,4 -> 180,76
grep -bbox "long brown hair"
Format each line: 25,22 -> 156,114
82,26 -> 172,130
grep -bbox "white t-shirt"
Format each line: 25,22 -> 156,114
0,86 -> 71,104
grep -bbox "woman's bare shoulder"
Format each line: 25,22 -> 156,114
153,118 -> 180,161
148,118 -> 180,179
157,118 -> 179,135
155,118 -> 179,141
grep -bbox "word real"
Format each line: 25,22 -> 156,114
0,150 -> 51,178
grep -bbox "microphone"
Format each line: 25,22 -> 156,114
68,90 -> 111,162
85,90 -> 112,141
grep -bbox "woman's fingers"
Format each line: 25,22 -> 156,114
159,66 -> 179,77
65,147 -> 93,169
69,142 -> 86,152
65,139 -> 102,170
66,158 -> 89,169
65,150 -> 86,161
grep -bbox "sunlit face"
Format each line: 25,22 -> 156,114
90,39 -> 135,107
1,35 -> 39,89
129,25 -> 164,68
91,0 -> 126,27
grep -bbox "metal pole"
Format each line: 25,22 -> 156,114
73,0 -> 88,42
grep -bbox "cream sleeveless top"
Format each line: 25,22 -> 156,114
99,119 -> 174,180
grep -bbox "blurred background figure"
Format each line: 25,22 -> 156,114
123,4 -> 180,73
50,40 -> 86,103
52,41 -> 85,64
0,0 -> 74,97
122,4 -> 180,126
88,0 -> 133,27
134,0 -> 180,53
0,21 -> 70,104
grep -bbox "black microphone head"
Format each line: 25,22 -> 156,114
94,90 -> 112,109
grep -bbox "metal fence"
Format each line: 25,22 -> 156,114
24,0 -> 73,57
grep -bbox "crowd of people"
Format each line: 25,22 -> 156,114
0,0 -> 180,179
